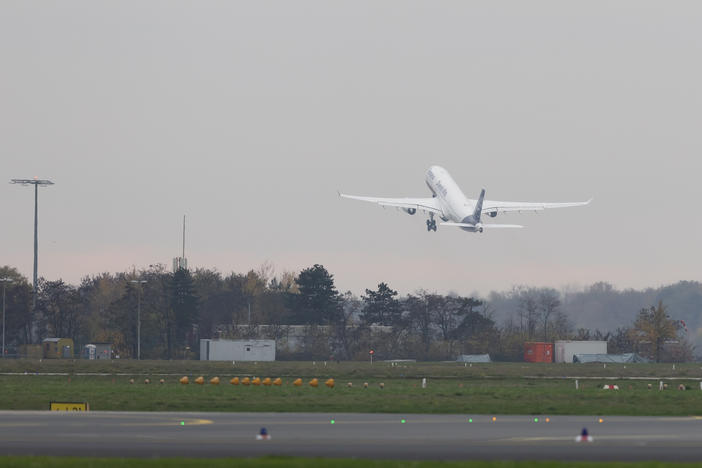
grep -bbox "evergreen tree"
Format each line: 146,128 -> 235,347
293,264 -> 340,324
361,282 -> 401,326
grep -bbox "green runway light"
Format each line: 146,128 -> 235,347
330,419 -> 335,424
180,421 -> 185,426
534,418 -> 539,423
401,419 -> 406,424
468,418 -> 473,423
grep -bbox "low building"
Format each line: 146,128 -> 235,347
42,338 -> 74,359
555,340 -> 607,363
200,339 -> 275,361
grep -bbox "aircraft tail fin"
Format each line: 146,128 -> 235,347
472,189 -> 485,223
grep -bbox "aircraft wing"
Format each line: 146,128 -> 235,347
339,193 -> 443,216
479,198 -> 592,215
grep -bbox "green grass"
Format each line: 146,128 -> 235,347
1,360 -> 701,415
2,373 -> 702,415
3,457 -> 702,468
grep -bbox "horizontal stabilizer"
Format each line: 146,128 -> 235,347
481,224 -> 524,229
440,222 -> 523,229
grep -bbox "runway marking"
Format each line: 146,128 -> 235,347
213,420 -> 445,426
209,417 -> 535,426
0,423 -> 45,428
118,418 -> 213,427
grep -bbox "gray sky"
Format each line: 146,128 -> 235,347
2,1 -> 701,296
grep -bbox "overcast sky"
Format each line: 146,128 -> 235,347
2,1 -> 701,296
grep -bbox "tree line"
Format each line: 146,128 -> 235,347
0,264 -> 694,362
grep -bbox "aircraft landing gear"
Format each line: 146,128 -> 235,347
426,214 -> 437,232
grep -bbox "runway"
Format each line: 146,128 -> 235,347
1,411 -> 702,461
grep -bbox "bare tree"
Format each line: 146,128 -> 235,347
539,288 -> 561,342
516,288 -> 539,339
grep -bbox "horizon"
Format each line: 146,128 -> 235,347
4,260 -> 698,301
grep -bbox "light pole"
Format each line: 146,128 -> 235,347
0,278 -> 13,358
129,280 -> 147,360
11,177 -> 54,343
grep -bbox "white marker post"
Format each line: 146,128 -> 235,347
369,350 -> 374,365
575,379 -> 579,390
422,378 -> 427,389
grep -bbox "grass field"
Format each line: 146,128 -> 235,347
2,457 -> 702,468
1,360 -> 702,415
2,359 -> 701,379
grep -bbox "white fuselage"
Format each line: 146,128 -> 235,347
424,165 -> 474,223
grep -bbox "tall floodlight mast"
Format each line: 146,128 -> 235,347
10,177 -> 54,342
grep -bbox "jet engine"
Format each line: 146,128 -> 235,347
488,211 -> 497,218
403,208 -> 417,215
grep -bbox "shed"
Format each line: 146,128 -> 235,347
200,339 -> 275,361
83,343 -> 112,360
42,338 -> 74,359
456,354 -> 491,363
554,340 -> 607,363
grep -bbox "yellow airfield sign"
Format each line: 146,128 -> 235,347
50,401 -> 89,411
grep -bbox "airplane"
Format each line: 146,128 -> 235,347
340,165 -> 591,233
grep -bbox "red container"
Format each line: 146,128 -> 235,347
524,342 -> 553,363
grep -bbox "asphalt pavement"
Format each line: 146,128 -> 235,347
1,411 -> 702,461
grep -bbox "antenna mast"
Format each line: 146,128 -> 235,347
172,214 -> 188,272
